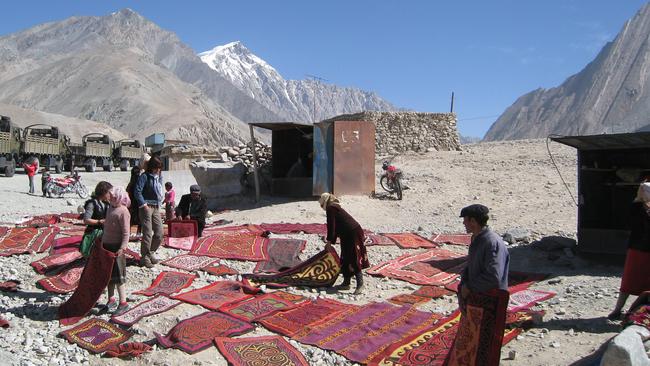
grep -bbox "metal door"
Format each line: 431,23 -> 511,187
332,121 -> 375,195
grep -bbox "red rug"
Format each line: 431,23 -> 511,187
191,232 -> 268,261
60,318 -> 132,354
111,294 -> 182,326
296,302 -> 442,364
270,290 -> 308,305
382,233 -> 438,249
215,335 -> 309,366
626,304 -> 650,330
203,224 -> 264,236
412,286 -> 453,299
155,311 -> 254,354
367,248 -> 467,286
219,292 -> 299,322
58,226 -> 87,238
133,271 -> 196,296
365,233 -> 397,246
38,262 -> 85,294
0,226 -> 58,256
244,246 -> 341,288
508,288 -> 555,312
31,251 -> 83,274
172,281 -> 257,310
123,248 -> 141,265
430,233 -> 473,246
445,270 -> 549,293
259,223 -> 327,235
50,235 -> 82,254
0,280 -> 19,292
164,220 -> 198,251
19,214 -> 61,227
259,298 -> 357,337
104,342 -> 152,359
202,264 -> 238,276
388,294 -> 431,306
161,254 -> 218,271
254,238 -> 306,273
58,241 -> 117,326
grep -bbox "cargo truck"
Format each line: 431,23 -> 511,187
21,124 -> 69,174
68,133 -> 114,172
113,139 -> 144,171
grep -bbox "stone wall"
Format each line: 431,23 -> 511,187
324,111 -> 461,155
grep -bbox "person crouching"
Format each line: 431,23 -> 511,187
319,193 -> 369,295
175,184 -> 207,237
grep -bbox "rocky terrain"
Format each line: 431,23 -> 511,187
485,3 -> 650,140
0,139 -> 634,366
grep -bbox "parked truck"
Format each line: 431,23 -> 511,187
0,115 -> 21,177
113,139 -> 144,171
21,124 -> 69,174
68,133 -> 114,172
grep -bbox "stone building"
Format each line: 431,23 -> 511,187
323,111 -> 461,155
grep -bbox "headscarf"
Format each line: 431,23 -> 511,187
110,186 -> 131,208
318,193 -> 340,210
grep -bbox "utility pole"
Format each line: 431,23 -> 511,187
306,74 -> 329,122
450,92 -> 455,113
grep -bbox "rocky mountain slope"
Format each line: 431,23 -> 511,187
484,3 -> 650,141
200,41 -> 398,122
0,9 -> 277,146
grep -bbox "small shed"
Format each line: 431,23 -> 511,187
551,132 -> 650,255
249,120 -> 375,198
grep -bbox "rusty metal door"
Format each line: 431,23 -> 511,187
332,121 -> 375,195
313,122 -> 333,195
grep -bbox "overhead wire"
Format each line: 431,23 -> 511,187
546,134 -> 578,206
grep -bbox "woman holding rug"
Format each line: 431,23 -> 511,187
609,173 -> 650,320
99,186 -> 131,315
319,193 -> 369,295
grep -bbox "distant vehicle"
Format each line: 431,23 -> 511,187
68,133 -> 114,172
0,115 -> 21,177
113,139 -> 144,171
21,124 -> 70,174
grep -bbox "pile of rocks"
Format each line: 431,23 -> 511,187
218,141 -> 271,169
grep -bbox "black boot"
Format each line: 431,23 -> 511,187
338,276 -> 351,290
354,272 -> 364,295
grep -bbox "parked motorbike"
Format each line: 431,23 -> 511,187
44,170 -> 89,199
380,160 -> 403,200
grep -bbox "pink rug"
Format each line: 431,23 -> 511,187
164,220 -> 198,251
161,254 -> 218,272
367,248 -> 466,286
133,271 -> 197,296
111,295 -> 181,326
172,281 -> 258,310
508,288 -> 556,312
50,235 -> 82,254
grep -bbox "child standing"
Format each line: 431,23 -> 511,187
163,182 -> 176,222
23,158 -> 39,194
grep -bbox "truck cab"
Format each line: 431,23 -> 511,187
0,115 -> 21,177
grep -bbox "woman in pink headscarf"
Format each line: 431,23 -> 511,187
99,186 -> 131,315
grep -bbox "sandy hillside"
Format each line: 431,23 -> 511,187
0,138 -> 629,366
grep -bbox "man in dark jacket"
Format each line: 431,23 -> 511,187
175,184 -> 208,237
458,204 -> 510,313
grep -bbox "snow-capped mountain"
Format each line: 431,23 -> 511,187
199,41 -> 397,122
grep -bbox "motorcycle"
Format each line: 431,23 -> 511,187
380,160 -> 404,200
44,170 -> 89,199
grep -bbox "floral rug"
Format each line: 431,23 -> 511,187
215,335 -> 309,366
60,318 -> 131,354
111,295 -> 182,326
133,271 -> 196,296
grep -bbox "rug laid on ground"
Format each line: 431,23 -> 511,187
58,242 -> 117,326
243,246 -> 341,288
295,301 -> 442,364
259,223 -> 327,236
37,262 -> 85,294
388,294 -> 431,307
259,298 -> 357,338
367,248 -> 467,286
59,318 -> 132,354
381,233 -> 438,249
365,234 -> 397,246
0,280 -> 19,292
430,233 -> 472,246
254,238 -> 306,273
0,226 -> 59,256
50,235 -> 82,254
161,254 -> 218,272
202,264 -> 239,276
104,342 -> 152,359
31,250 -> 83,274
133,271 -> 197,296
164,220 -> 198,251
111,295 -> 182,326
19,214 -> 60,227
270,290 -> 308,305
191,232 -> 268,261
155,311 -> 254,354
412,285 -> 453,299
202,224 -> 264,236
219,292 -> 299,322
172,281 -> 257,310
215,335 -> 309,366
507,288 -> 556,312
445,270 -> 549,293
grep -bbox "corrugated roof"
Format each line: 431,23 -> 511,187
550,132 -> 650,150
249,122 -> 313,131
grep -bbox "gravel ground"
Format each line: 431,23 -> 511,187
0,139 -> 628,365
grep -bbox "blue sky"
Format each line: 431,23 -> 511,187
2,1 -> 648,138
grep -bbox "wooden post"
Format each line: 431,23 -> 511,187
249,125 -> 261,203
